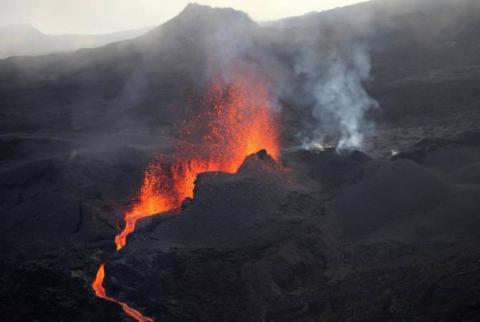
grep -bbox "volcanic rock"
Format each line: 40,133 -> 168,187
237,149 -> 284,176
283,148 -> 371,189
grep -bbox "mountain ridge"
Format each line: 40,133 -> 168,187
0,23 -> 153,59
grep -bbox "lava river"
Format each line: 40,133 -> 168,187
92,72 -> 280,321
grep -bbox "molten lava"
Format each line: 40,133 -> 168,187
115,72 -> 280,250
93,71 -> 280,321
115,162 -> 175,250
92,263 -> 154,322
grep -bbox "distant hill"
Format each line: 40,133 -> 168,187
0,23 -> 153,59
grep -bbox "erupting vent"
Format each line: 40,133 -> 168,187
92,71 -> 280,321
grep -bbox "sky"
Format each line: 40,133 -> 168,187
0,0 -> 367,34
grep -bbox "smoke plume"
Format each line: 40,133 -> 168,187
294,37 -> 378,152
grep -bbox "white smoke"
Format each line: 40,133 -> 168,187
297,42 -> 378,153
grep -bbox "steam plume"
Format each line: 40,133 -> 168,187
297,42 -> 378,152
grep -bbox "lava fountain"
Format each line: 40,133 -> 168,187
116,72 -> 280,251
92,71 -> 280,321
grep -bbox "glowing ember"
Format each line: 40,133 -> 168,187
92,264 -> 154,322
93,70 -> 280,322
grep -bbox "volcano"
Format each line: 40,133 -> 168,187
2,1 -> 480,322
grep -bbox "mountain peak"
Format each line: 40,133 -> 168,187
0,23 -> 43,36
180,3 -> 250,18
144,3 -> 256,40
175,3 -> 254,26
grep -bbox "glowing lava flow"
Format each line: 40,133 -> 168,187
92,71 -> 280,321
92,264 -> 154,322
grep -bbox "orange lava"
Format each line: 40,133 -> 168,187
93,70 -> 280,322
92,264 -> 154,322
115,72 -> 280,250
114,162 -> 175,250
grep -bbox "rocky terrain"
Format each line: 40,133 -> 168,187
1,0 -> 480,321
